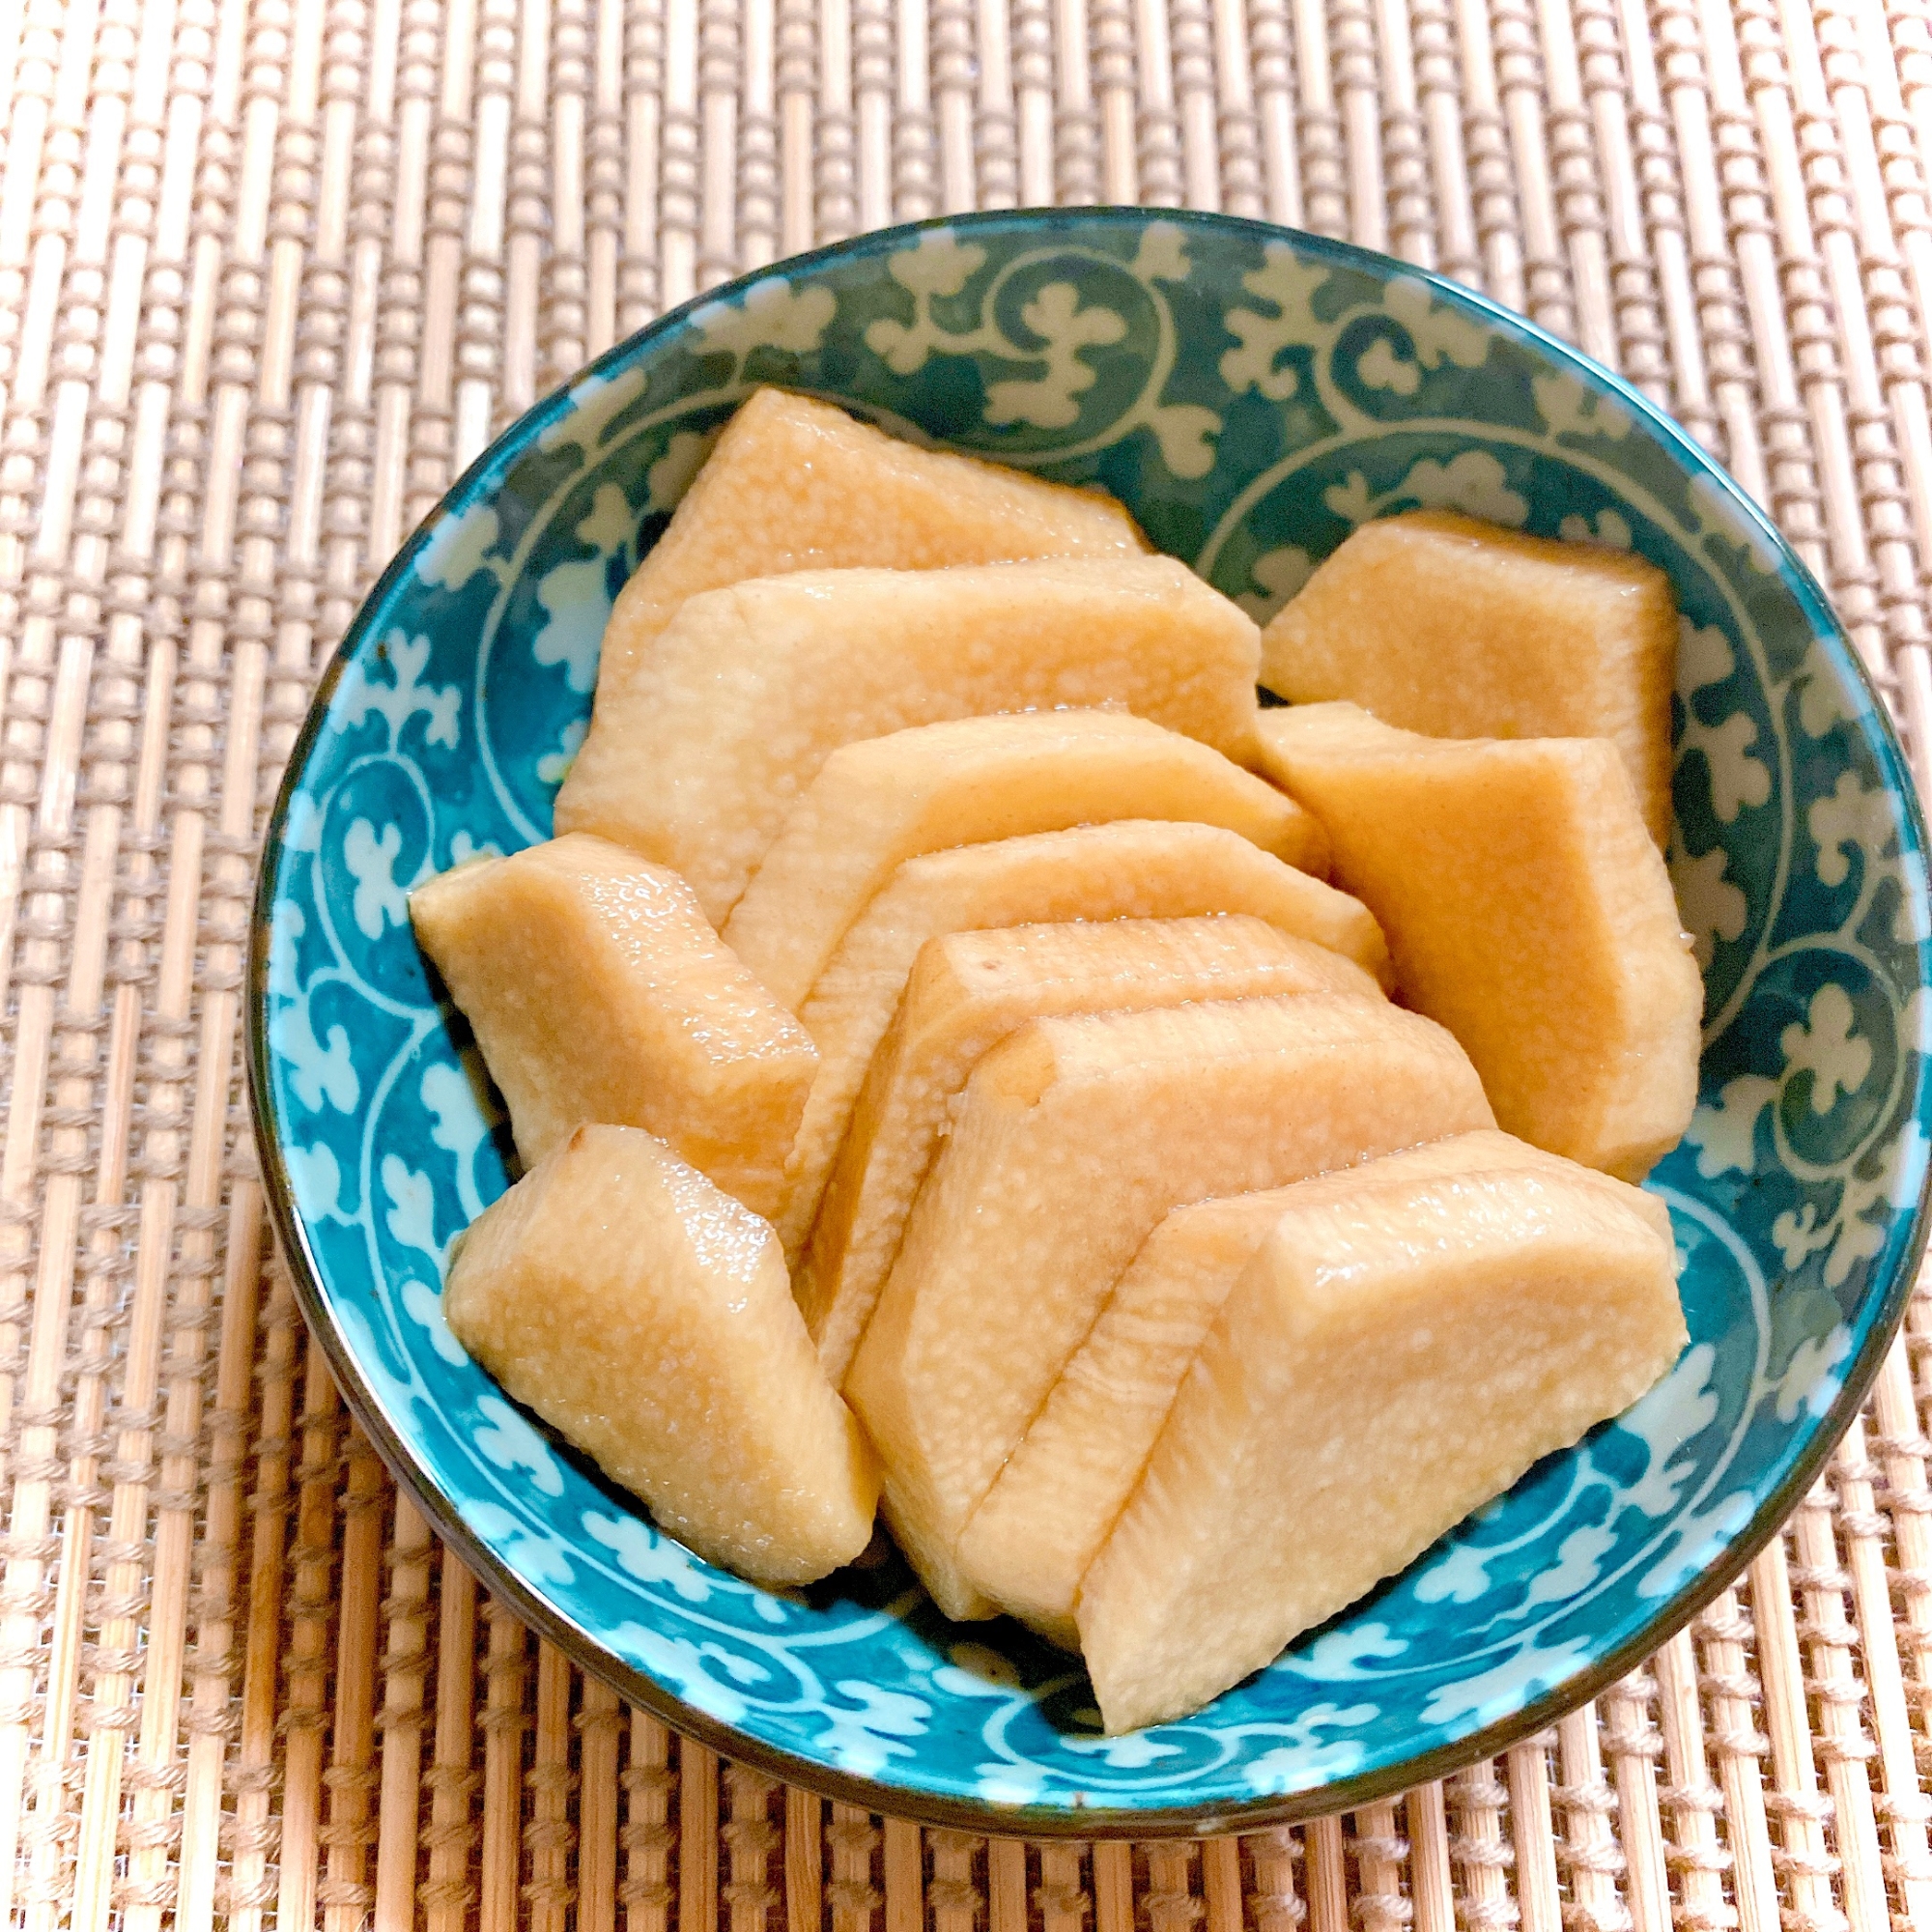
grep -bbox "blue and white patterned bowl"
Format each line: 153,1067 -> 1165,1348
248,209 -> 1932,1833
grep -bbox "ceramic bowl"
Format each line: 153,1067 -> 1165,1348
247,208 -> 1932,1833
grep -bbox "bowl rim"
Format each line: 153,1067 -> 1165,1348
246,204 -> 1932,1835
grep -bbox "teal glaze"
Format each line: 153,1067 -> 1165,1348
248,210 -> 1932,1833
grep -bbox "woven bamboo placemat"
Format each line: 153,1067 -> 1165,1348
5,0 -> 1932,1922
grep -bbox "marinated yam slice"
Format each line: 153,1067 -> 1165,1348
959,1129 -> 1671,1646
410,833 -> 815,1219
723,711 -> 1329,1011
561,387 -> 1147,852
554,554 -> 1265,922
844,994 -> 1495,1618
1258,703 -> 1700,1180
1078,1161 -> 1685,1732
801,916 -> 1382,1385
1258,510 -> 1677,844
443,1124 -> 878,1586
774,819 -> 1391,1256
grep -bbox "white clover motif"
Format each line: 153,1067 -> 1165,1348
1236,544 -> 1316,621
867,226 -> 1220,478
1682,710 -> 1773,823
984,283 -> 1126,429
421,1059 -> 497,1221
1417,1634 -> 1593,1727
530,482 -> 645,696
381,1152 -> 447,1269
817,1685 -> 930,1776
1771,1323 -> 1852,1423
1277,1624 -> 1407,1680
343,818 -> 411,938
268,904 -> 359,1116
1239,1705 -> 1378,1794
1783,984 -> 1874,1115
1811,771 -> 1896,890
540,365 -> 649,459
534,718 -> 586,786
1130,222 -> 1192,283
1558,508 -> 1633,550
1383,276 -> 1492,370
1398,451 -> 1528,525
1670,842 -> 1748,972
584,1510 -> 719,1604
692,276 -> 837,361
645,431 -> 715,512
401,1278 -> 466,1365
467,1502 -> 577,1586
287,1142 -> 353,1225
415,502 -> 505,591
531,556 -> 613,695
1688,975 -> 1898,1292
1355,337 -> 1419,395
1221,243 -> 1329,401
448,832 -> 497,868
1618,1343 -> 1724,1515
473,1395 -> 567,1498
1689,1077 -> 1780,1179
340,630 -> 462,749
609,1624 -> 767,1723
1320,452 -> 1527,529
1773,1174 -> 1890,1289
1531,371 -> 1632,441
1635,1492 -> 1753,1600
1061,1732 -> 1181,1769
1501,1524 -> 1620,1623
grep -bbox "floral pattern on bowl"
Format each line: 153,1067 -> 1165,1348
248,209 -> 1932,1833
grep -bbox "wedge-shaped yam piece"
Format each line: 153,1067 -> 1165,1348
1259,704 -> 1701,1179
444,1124 -> 878,1586
602,387 -> 1145,658
1259,510 -> 1677,843
567,388 -> 1146,834
410,834 -> 815,1218
554,554 -> 1264,922
801,916 -> 1381,1385
724,712 -> 1329,1009
775,820 -> 1391,1255
1079,1162 -> 1685,1731
844,994 -> 1494,1617
960,1130 -> 1671,1645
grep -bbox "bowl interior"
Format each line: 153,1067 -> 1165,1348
252,209 -> 1932,1829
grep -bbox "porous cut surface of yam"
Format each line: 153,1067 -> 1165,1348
443,1124 -> 878,1586
800,915 -> 1382,1385
957,1128 -> 1630,1646
1078,1159 -> 1684,1732
1258,509 -> 1677,844
554,554 -> 1264,921
773,818 -> 1391,1257
844,993 -> 1494,1617
409,834 -> 816,1218
1258,703 -> 1701,1179
724,710 -> 1328,1012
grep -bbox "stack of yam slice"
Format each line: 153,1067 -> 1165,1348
419,391 -> 1702,1732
